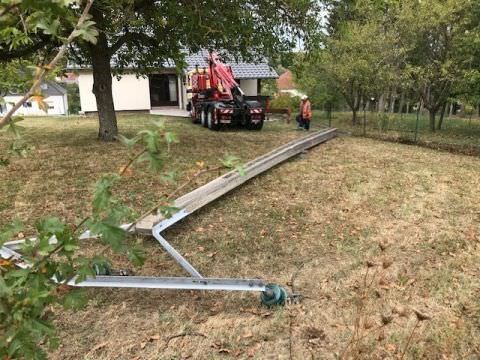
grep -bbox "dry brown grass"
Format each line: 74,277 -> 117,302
1,115 -> 479,359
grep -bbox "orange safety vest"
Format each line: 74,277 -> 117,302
300,100 -> 312,119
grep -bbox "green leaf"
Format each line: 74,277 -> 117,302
138,151 -> 163,172
92,174 -> 119,214
89,221 -> 126,251
71,20 -> 99,44
0,219 -> 23,244
117,134 -> 138,149
164,132 -> 178,144
138,129 -> 161,153
159,205 -> 180,218
5,117 -> 25,139
235,164 -> 247,176
127,246 -> 145,267
35,217 -> 65,235
36,19 -> 60,36
220,154 -> 246,176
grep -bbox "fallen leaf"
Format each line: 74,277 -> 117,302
242,330 -> 253,339
393,305 -> 408,317
140,342 -> 147,349
118,165 -> 133,175
413,308 -> 432,321
233,349 -> 243,357
218,348 -> 231,354
0,259 -> 13,267
148,335 -> 160,341
247,343 -> 261,357
385,343 -> 397,352
406,278 -> 416,286
211,341 -> 222,349
91,341 -> 108,352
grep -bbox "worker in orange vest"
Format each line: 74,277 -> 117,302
297,95 -> 312,130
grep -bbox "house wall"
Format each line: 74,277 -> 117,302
1,95 -> 67,116
239,79 -> 258,96
78,72 -> 151,112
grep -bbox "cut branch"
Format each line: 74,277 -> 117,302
0,0 -> 95,129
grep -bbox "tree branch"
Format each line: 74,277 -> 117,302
0,0 -> 95,129
0,2 -> 19,18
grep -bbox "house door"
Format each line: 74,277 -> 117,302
149,74 -> 178,107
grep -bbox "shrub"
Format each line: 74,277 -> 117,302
65,83 -> 80,115
270,93 -> 301,111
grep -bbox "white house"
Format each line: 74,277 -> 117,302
0,81 -> 68,116
71,50 -> 278,116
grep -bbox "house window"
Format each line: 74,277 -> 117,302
48,104 -> 55,110
23,102 -> 32,108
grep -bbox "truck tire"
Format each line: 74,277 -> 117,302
200,107 -> 208,127
189,103 -> 199,124
207,108 -> 220,131
247,118 -> 264,131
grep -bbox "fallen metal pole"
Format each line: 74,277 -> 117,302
68,276 -> 266,291
135,128 -> 337,234
1,129 -> 337,300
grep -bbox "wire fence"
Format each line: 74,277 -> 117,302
310,109 -> 480,155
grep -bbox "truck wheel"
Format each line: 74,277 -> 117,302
190,103 -> 199,124
247,118 -> 264,131
200,107 -> 208,127
207,108 -> 220,131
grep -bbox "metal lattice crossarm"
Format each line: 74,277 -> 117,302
134,128 -> 337,234
1,128 -> 337,305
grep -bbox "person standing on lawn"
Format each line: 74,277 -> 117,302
297,95 -> 312,130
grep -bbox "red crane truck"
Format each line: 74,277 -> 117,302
185,52 -> 265,131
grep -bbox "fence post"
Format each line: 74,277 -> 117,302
363,107 -> 366,136
328,104 -> 332,128
414,108 -> 420,143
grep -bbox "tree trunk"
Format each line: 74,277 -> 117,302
352,109 -> 357,125
449,102 -> 453,117
429,110 -> 436,132
398,92 -> 405,114
406,101 -> 410,114
437,101 -> 447,130
389,88 -> 396,113
90,6 -> 118,141
378,93 -> 385,113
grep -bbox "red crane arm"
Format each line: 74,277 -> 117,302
208,52 -> 239,99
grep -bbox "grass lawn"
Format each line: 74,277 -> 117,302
1,115 -> 480,359
313,111 -> 480,155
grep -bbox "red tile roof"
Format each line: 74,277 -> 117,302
277,70 -> 296,90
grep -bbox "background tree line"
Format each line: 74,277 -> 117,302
295,0 -> 480,132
